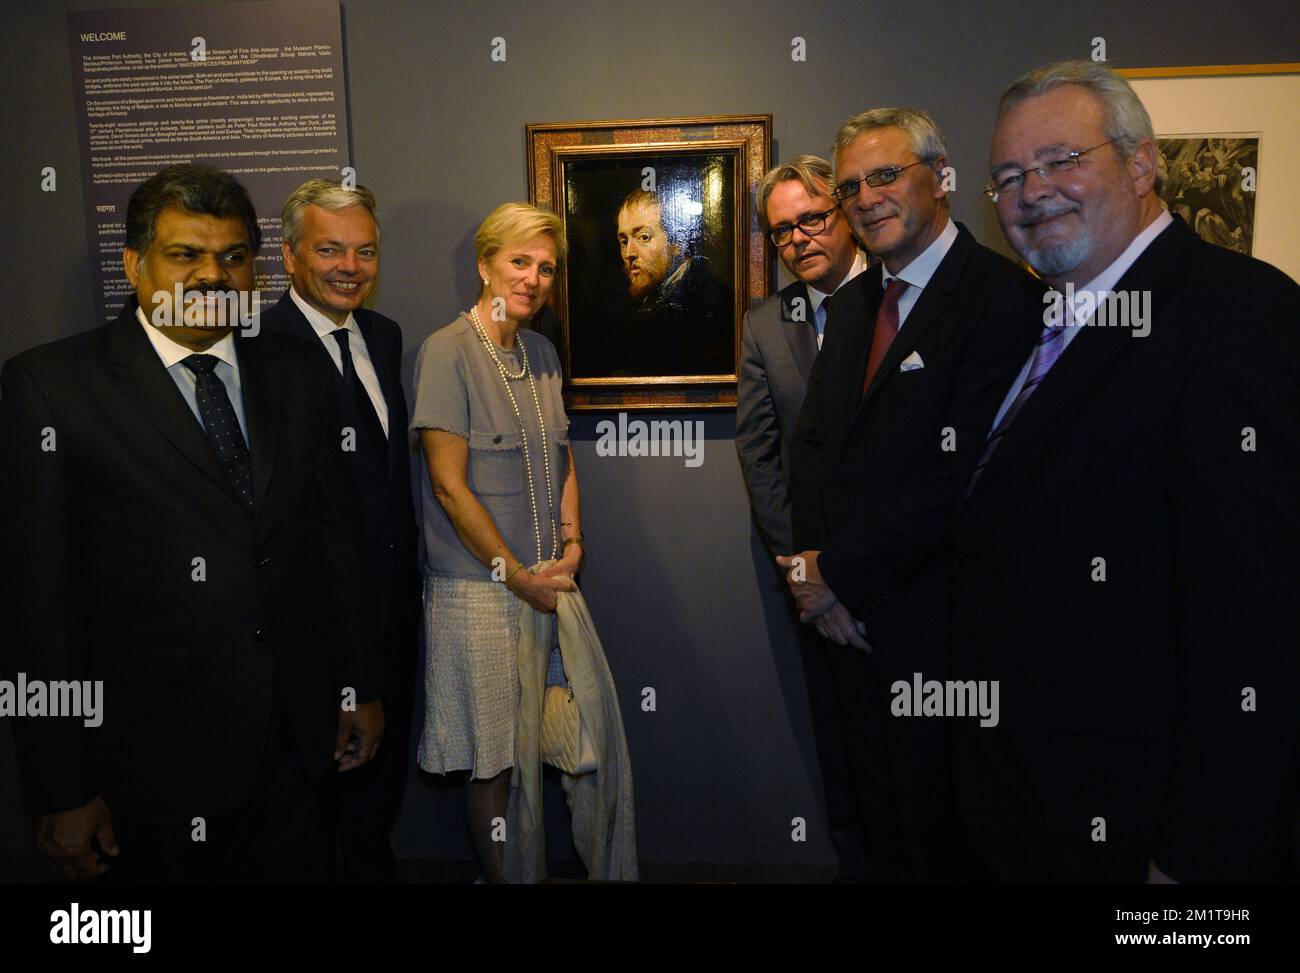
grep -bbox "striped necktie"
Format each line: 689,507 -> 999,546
967,319 -> 1068,494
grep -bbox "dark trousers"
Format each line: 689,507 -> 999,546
336,614 -> 417,883
800,626 -> 868,881
832,644 -> 983,882
103,689 -> 334,883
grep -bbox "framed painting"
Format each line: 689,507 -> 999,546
527,115 -> 772,410
1119,63 -> 1300,283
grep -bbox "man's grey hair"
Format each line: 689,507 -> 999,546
831,108 -> 950,209
831,107 -> 948,174
996,60 -> 1165,193
281,179 -> 379,250
755,155 -> 834,233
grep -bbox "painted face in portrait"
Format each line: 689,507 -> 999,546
123,206 -> 255,349
617,198 -> 676,300
835,127 -> 947,274
989,85 -> 1157,286
478,235 -> 558,323
282,204 -> 378,324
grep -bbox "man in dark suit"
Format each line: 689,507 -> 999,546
736,155 -> 870,880
0,164 -> 383,883
259,180 -> 419,883
780,109 -> 1043,881
947,61 -> 1299,882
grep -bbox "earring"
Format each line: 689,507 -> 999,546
482,277 -> 489,287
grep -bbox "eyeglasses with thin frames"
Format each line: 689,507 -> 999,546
767,206 -> 839,247
984,138 -> 1118,203
831,159 -> 934,202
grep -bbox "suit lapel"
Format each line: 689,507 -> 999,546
971,218 -> 1197,494
859,225 -> 976,409
270,290 -> 320,345
236,337 -> 280,514
845,265 -> 884,411
356,312 -> 396,477
105,302 -> 236,501
275,291 -> 388,472
778,282 -> 818,383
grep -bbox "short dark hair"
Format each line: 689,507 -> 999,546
125,164 -> 261,254
618,187 -> 694,254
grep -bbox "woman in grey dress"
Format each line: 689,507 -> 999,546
410,202 -> 583,882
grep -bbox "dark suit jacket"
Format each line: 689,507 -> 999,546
949,217 -> 1300,881
0,299 -> 378,821
791,222 -> 1043,673
257,291 -> 419,659
735,278 -> 819,556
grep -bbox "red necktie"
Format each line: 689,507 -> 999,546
862,278 -> 908,395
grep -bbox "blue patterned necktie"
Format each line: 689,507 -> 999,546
966,319 -> 1068,495
183,353 -> 254,513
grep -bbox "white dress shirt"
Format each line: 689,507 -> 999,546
989,208 -> 1173,432
135,306 -> 248,445
290,287 -> 390,437
882,216 -> 959,328
809,249 -> 870,348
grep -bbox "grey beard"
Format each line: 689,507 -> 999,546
1022,229 -> 1093,278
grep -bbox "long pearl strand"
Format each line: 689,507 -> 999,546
469,305 -> 556,565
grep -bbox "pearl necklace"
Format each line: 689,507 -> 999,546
468,305 -> 556,564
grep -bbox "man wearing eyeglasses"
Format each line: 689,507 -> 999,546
736,155 -> 870,880
947,61 -> 1300,883
781,108 -> 1044,881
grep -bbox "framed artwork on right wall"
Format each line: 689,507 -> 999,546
1119,63 -> 1300,283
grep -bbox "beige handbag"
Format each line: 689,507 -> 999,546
541,684 -> 597,775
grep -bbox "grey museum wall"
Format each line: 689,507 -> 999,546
1,0 -> 1295,864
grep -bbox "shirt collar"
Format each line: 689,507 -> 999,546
135,305 -> 239,371
1070,208 -> 1174,314
808,249 -> 870,312
290,286 -> 358,339
883,216 -> 957,292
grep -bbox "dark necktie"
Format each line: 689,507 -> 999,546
182,354 -> 254,513
330,328 -> 387,451
966,319 -> 1068,495
862,278 -> 908,395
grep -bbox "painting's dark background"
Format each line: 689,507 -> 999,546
2,0 -> 1297,872
565,151 -> 736,378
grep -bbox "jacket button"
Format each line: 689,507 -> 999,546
255,628 -> 267,642
256,556 -> 271,568
492,434 -> 502,444
951,555 -> 964,569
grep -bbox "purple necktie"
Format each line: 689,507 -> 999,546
967,320 -> 1068,494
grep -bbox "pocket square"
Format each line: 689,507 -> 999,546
899,351 -> 925,372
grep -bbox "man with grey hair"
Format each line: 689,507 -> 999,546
736,154 -> 870,880
260,178 -> 420,883
0,164 -> 379,882
783,108 -> 1044,880
946,60 -> 1300,883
